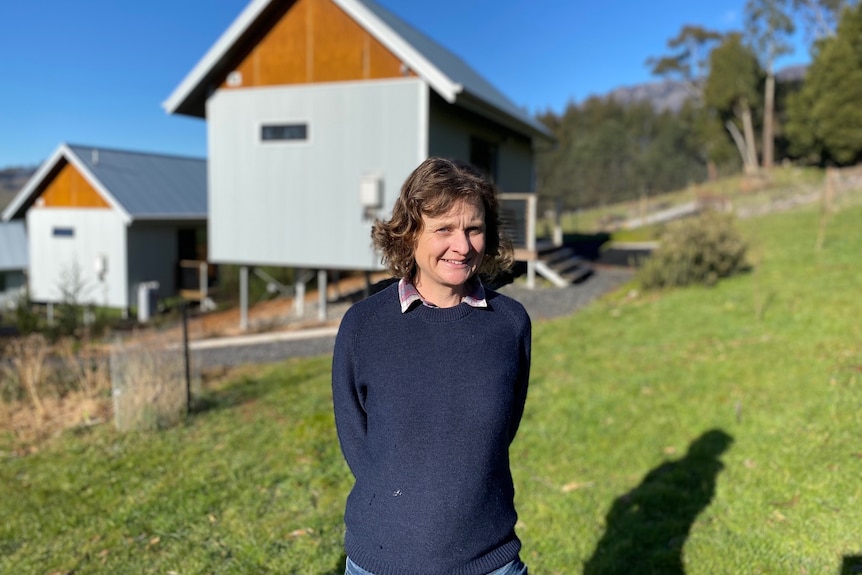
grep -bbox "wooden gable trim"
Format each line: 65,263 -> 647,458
221,0 -> 413,90
35,160 -> 110,209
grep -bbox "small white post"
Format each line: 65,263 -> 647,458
199,262 -> 208,301
239,266 -> 248,331
295,269 -> 305,317
527,194 -> 537,289
317,270 -> 327,322
553,198 -> 564,247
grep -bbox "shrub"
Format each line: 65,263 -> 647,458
13,292 -> 40,335
638,210 -> 749,289
110,339 -> 192,431
1,334 -> 50,414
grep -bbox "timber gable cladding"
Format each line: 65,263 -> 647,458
37,161 -> 110,209
221,0 -> 413,90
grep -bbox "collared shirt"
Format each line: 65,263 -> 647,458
398,277 -> 488,313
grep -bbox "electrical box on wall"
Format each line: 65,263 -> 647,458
94,254 -> 108,280
359,173 -> 383,208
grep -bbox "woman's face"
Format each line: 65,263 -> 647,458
413,198 -> 486,300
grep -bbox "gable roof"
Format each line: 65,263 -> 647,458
163,0 -> 553,141
0,220 -> 27,272
1,143 -> 207,224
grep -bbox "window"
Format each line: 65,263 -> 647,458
470,136 -> 498,182
261,123 -> 308,142
53,227 -> 74,238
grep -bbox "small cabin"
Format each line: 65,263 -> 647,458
1,144 -> 208,312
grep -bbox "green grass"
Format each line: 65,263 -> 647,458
2,191 -> 861,574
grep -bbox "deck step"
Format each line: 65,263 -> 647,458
535,245 -> 594,287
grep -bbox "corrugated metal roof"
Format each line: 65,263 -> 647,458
0,220 -> 28,271
354,0 -> 551,138
66,144 -> 207,219
2,144 -> 208,223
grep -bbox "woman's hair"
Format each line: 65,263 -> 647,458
372,157 -> 514,280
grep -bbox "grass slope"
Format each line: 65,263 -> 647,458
1,197 -> 860,574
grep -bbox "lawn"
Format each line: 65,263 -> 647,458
1,191 -> 861,574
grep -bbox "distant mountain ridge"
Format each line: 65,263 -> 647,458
605,64 -> 808,112
0,167 -> 35,212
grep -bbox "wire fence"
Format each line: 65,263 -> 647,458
110,308 -> 203,432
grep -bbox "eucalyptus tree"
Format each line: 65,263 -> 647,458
792,0 -> 858,39
705,33 -> 764,174
647,26 -> 726,177
746,0 -> 796,170
647,25 -> 724,101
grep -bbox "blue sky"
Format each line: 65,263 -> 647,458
0,0 -> 811,169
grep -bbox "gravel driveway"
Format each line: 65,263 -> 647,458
194,266 -> 634,368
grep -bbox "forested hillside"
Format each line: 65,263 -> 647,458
535,0 -> 862,212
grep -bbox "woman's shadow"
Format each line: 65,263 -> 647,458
583,429 -> 733,575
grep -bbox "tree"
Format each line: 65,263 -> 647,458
746,0 -> 796,170
647,25 -> 724,101
705,34 -> 764,174
793,0 -> 858,39
536,98 -> 708,211
647,26 -> 727,178
786,2 -> 862,164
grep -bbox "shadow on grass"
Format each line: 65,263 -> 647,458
191,371 -> 282,414
583,429 -> 734,575
843,556 -> 862,574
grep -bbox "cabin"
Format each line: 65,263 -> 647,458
0,220 -> 28,311
164,0 -> 553,326
1,144 -> 208,313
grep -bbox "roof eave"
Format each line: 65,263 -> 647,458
130,214 -> 208,222
1,144 -> 68,221
163,0 -> 274,117
455,92 -> 555,143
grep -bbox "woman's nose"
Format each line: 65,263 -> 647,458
451,230 -> 471,254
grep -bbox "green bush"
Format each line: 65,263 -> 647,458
638,210 -> 749,289
13,292 -> 40,335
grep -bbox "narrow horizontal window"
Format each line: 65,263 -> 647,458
261,123 -> 308,141
53,227 -> 74,238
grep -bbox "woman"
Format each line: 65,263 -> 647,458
332,157 -> 531,575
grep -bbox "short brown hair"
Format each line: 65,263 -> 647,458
372,157 -> 514,279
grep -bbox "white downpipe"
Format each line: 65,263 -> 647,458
239,266 -> 248,331
317,270 -> 327,322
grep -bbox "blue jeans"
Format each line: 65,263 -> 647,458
345,556 -> 528,575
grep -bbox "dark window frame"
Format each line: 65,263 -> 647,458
261,123 -> 309,142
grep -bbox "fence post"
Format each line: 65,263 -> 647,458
239,266 -> 248,331
182,301 -> 191,414
526,194 -> 537,289
553,198 -> 564,247
318,270 -> 327,322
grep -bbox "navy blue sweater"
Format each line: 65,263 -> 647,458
332,282 -> 531,575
